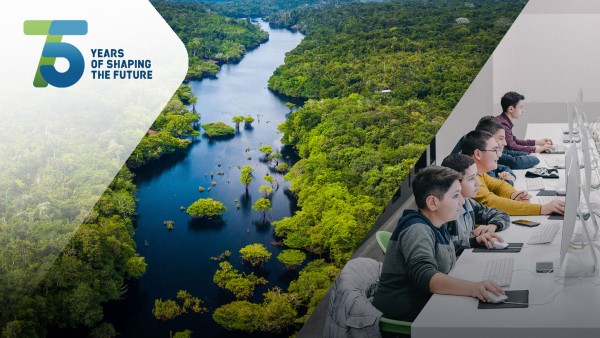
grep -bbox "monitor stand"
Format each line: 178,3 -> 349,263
561,210 -> 598,278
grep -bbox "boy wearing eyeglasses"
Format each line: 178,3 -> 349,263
462,130 -> 564,216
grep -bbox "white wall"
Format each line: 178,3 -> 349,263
436,0 -> 600,162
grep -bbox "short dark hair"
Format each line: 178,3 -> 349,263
461,130 -> 494,156
476,116 -> 504,135
501,91 -> 525,112
413,166 -> 461,209
441,153 -> 475,177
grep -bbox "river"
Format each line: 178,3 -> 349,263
105,20 -> 305,338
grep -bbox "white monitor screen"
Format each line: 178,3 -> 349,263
560,143 -> 581,266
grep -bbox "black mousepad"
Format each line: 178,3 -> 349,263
478,290 -> 529,309
472,243 -> 523,253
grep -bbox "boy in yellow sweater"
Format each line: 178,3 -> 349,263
461,130 -> 564,216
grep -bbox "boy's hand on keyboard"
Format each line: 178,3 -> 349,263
471,280 -> 504,302
541,200 -> 565,215
535,144 -> 554,153
471,224 -> 498,236
476,233 -> 504,249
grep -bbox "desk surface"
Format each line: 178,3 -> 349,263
412,123 -> 600,338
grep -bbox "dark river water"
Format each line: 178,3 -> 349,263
105,21 -> 305,338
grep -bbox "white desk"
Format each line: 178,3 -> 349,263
412,123 -> 600,338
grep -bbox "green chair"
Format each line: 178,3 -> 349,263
379,316 -> 412,335
376,230 -> 392,254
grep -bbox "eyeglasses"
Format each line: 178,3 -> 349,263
479,148 -> 501,155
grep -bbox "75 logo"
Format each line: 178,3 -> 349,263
24,20 -> 87,88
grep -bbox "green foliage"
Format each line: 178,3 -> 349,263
153,299 -> 182,321
186,198 -> 227,218
268,1 -> 524,104
152,1 -> 269,80
275,163 -> 289,173
239,165 -> 254,190
213,301 -> 262,332
89,322 -> 117,338
128,85 -> 199,168
243,115 -> 255,125
263,175 -> 274,187
152,290 -> 207,321
189,0 -> 359,18
213,262 -> 268,299
252,198 -> 272,216
277,249 -> 306,269
239,243 -> 272,266
258,145 -> 273,157
202,122 -> 235,138
173,330 -> 193,338
258,185 -> 273,197
232,115 -> 244,128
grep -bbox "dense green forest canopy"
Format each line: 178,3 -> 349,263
152,0 -> 269,80
209,0 -> 524,333
0,85 -> 199,337
171,0 -> 361,18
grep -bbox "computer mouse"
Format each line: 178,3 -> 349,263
542,149 -> 551,154
486,291 -> 508,304
491,239 -> 509,250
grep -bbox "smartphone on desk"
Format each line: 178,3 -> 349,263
512,219 -> 540,227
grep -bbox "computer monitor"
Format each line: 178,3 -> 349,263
559,144 -> 597,276
577,112 -> 599,238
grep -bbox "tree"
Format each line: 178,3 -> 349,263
259,289 -> 298,332
232,115 -> 244,129
263,174 -> 274,188
186,198 -> 227,218
258,145 -> 273,158
239,165 -> 254,191
189,96 -> 198,113
202,122 -> 235,137
277,249 -> 306,269
252,198 -> 272,219
258,185 -> 273,198
89,323 -> 117,338
243,115 -> 255,126
240,243 -> 272,266
275,163 -> 289,173
153,299 -> 182,320
173,330 -> 193,338
213,301 -> 262,332
125,256 -> 147,278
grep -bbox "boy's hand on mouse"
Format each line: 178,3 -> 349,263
471,280 -> 504,302
476,233 -> 504,249
541,200 -> 566,215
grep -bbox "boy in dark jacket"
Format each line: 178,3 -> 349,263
372,166 -> 504,321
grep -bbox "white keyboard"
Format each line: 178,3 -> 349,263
537,196 -> 565,204
527,222 -> 561,244
526,177 -> 545,191
545,157 -> 565,168
483,257 -> 514,287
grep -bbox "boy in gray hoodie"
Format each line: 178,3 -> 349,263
372,166 -> 504,321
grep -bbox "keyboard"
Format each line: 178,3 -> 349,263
483,257 -> 514,287
537,196 -> 565,205
527,222 -> 561,244
545,157 -> 565,168
526,177 -> 545,191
